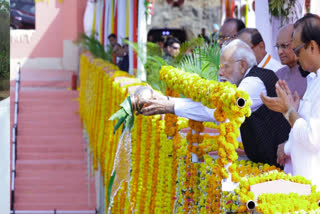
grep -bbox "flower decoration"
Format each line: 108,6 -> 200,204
159,66 -> 252,122
144,0 -> 154,24
80,54 -> 320,214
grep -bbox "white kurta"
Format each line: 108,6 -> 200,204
258,53 -> 285,73
174,68 -> 266,122
174,68 -> 267,145
284,69 -> 320,190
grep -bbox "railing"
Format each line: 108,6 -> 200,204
10,63 -> 97,214
10,210 -> 97,214
11,63 -> 21,211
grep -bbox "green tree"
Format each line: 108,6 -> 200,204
0,0 -> 9,80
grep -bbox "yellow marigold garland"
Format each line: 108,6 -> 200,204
79,55 -> 320,214
159,66 -> 252,121
129,115 -> 142,210
148,119 -> 162,213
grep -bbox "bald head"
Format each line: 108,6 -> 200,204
276,24 -> 297,67
278,24 -> 294,43
218,18 -> 245,48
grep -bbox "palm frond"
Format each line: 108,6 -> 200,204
196,42 -> 220,69
123,40 -> 147,64
145,55 -> 167,93
76,33 -> 113,63
124,40 -> 167,93
146,42 -> 163,56
177,42 -> 220,81
174,37 -> 205,64
178,53 -> 203,76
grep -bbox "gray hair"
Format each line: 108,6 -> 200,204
221,39 -> 257,67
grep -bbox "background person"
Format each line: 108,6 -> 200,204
108,33 -> 117,48
218,18 -> 245,48
198,27 -> 210,44
237,28 -> 285,72
275,24 -> 307,99
211,23 -> 220,42
117,43 -> 129,72
163,37 -> 181,62
261,13 -> 320,190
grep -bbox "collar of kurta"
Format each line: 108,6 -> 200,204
259,54 -> 271,68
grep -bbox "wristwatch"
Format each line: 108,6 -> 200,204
284,107 -> 295,120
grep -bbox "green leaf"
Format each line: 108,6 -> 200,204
107,171 -> 116,205
109,108 -> 127,121
120,96 -> 133,116
177,42 -> 220,81
123,40 -> 146,64
75,33 -> 113,63
174,37 -> 205,64
113,113 -> 127,134
124,114 -> 134,132
109,96 -> 135,134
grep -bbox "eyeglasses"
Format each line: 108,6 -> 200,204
218,34 -> 237,42
275,41 -> 292,50
293,43 -> 305,56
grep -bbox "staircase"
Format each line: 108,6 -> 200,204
10,69 -> 96,213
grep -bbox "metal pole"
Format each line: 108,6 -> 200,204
11,63 -> 21,212
10,211 -> 96,214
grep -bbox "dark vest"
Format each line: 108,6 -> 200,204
240,66 -> 291,166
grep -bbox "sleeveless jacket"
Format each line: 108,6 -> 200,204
240,66 -> 291,166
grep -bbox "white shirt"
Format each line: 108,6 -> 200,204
174,67 -> 267,125
258,53 -> 285,73
284,69 -> 320,190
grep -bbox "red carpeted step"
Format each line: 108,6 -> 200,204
15,203 -> 95,211
17,127 -> 84,137
17,135 -> 86,144
11,69 -> 96,211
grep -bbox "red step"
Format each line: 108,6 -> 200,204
11,69 -> 96,211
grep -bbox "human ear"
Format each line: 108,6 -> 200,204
240,60 -> 248,74
309,40 -> 319,53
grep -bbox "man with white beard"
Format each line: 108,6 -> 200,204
139,39 -> 291,167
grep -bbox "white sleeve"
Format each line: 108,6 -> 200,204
287,83 -> 320,152
173,98 -> 217,122
238,77 -> 266,112
291,116 -> 320,152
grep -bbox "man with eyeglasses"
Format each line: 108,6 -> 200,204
218,18 -> 245,48
139,39 -> 291,167
163,37 -> 181,63
275,24 -> 307,99
237,28 -> 285,73
261,13 -> 320,190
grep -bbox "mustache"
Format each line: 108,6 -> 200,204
219,78 -> 227,82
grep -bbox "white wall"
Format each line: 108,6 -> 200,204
0,97 -> 10,214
